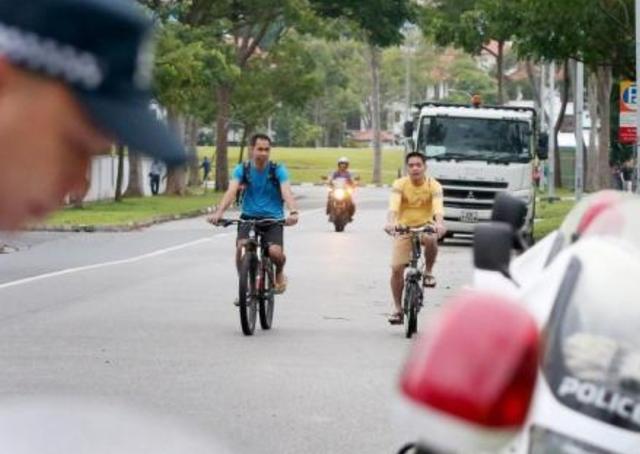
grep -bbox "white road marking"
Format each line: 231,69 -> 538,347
0,208 -> 324,290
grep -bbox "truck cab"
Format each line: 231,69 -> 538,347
404,101 -> 548,242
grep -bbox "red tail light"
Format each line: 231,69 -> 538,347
400,291 -> 539,429
576,195 -> 620,236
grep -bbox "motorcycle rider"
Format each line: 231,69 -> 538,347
384,152 -> 446,325
326,157 -> 356,219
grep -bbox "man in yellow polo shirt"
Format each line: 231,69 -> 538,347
384,151 -> 446,325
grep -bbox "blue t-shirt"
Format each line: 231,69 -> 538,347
233,162 -> 289,219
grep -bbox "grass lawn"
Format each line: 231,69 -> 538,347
198,146 -> 404,185
44,191 -> 221,227
534,190 -> 576,241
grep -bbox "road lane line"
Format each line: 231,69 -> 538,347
0,237 -> 223,291
0,208 -> 324,290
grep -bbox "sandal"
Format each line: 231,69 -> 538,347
274,274 -> 288,294
388,311 -> 404,325
423,274 -> 437,288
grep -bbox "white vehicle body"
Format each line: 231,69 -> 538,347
408,103 -> 540,239
504,237 -> 640,454
471,194 -> 640,454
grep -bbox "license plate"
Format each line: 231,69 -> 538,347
460,210 -> 479,223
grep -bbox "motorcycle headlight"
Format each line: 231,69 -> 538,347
334,189 -> 345,200
529,426 -> 614,454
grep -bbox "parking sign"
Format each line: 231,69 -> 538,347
620,80 -> 637,144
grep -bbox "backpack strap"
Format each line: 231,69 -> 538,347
268,161 -> 283,201
241,161 -> 251,186
268,161 -> 278,183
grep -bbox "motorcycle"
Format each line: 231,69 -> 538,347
327,177 -> 356,232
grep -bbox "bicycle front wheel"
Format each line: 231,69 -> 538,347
403,281 -> 421,339
259,259 -> 275,330
238,252 -> 258,336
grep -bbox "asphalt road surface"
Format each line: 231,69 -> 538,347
0,186 -> 473,453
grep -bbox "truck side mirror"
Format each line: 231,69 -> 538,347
474,222 -> 514,281
403,121 -> 414,138
537,133 -> 549,160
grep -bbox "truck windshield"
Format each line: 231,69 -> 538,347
417,116 -> 532,163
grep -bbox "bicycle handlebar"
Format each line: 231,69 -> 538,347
394,224 -> 437,235
217,218 -> 286,228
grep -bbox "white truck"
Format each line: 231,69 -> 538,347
403,101 -> 548,243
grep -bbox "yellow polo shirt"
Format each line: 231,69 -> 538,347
389,176 -> 444,227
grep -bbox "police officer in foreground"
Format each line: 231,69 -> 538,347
0,0 -> 185,231
0,1 -> 229,452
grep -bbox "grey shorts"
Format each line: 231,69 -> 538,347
237,216 -> 284,248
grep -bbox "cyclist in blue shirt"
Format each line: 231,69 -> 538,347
208,134 -> 299,294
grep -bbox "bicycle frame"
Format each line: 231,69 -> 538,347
242,224 -> 274,284
219,218 -> 284,335
395,224 -> 435,338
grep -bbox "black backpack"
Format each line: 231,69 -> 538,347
236,160 -> 283,205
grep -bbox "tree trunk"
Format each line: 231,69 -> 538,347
238,125 -> 251,164
596,65 -> 613,189
166,108 -> 187,196
586,70 -> 599,192
496,41 -> 505,105
114,144 -> 125,202
369,43 -> 382,185
215,84 -> 232,191
314,101 -> 322,148
553,60 -> 570,189
187,117 -> 200,187
124,150 -> 144,197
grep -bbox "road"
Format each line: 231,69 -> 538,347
0,187 -> 473,453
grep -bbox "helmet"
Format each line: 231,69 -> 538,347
338,157 -> 349,165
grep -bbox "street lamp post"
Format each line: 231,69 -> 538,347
575,60 -> 584,201
547,61 -> 556,201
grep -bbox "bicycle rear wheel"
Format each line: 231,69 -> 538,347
403,281 -> 421,339
238,253 -> 258,335
259,259 -> 275,330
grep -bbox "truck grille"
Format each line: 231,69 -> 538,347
438,179 -> 507,189
444,188 -> 496,201
440,179 -> 508,212
445,201 -> 494,210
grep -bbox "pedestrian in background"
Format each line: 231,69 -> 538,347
149,159 -> 164,195
621,160 -> 634,192
201,156 -> 212,182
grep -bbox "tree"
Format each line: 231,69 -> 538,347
124,151 -> 144,197
152,21 -> 231,195
420,0 -> 522,104
311,0 -> 415,184
230,33 -> 321,158
169,0 -> 315,191
114,145 -> 126,202
515,0 -> 634,190
445,55 -> 497,103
